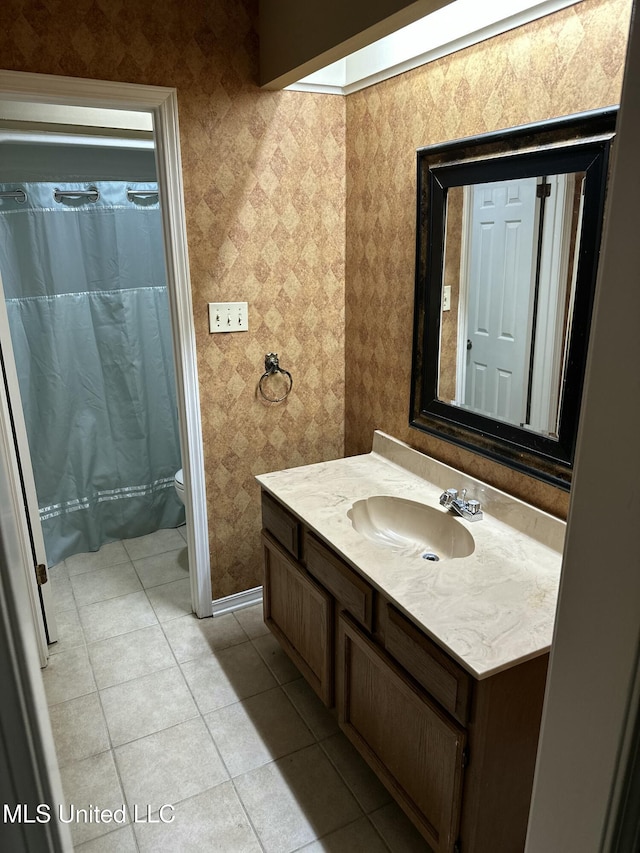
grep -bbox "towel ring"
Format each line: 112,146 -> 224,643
258,353 -> 293,403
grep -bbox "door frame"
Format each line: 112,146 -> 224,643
0,296 -> 50,666
0,69 -> 212,620
526,172 -> 575,435
526,4 -> 640,847
0,398 -> 72,851
0,271 -> 57,661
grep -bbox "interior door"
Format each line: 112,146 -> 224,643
0,271 -> 57,647
463,177 -> 538,424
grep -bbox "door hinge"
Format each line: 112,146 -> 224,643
454,841 -> 462,853
462,746 -> 470,769
35,563 -> 48,586
536,180 -> 551,198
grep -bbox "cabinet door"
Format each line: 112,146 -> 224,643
262,531 -> 333,706
338,614 -> 466,852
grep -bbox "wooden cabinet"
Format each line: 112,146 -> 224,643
262,530 -> 334,705
339,613 -> 466,852
261,490 -> 548,853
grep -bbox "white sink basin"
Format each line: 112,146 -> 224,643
348,495 -> 475,560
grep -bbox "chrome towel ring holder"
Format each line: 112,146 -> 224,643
258,353 -> 293,403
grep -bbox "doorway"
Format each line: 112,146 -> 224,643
0,134 -> 189,646
0,70 -> 212,664
455,172 -> 579,436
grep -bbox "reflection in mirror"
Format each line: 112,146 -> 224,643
438,171 -> 586,438
410,109 -> 617,488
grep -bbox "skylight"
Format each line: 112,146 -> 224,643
287,0 -> 582,95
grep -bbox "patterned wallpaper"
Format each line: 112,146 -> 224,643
0,0 -> 632,596
345,0 -> 632,519
0,0 -> 346,598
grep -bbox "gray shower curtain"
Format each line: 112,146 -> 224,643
0,180 -> 184,567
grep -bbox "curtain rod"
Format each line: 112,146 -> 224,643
0,130 -> 154,150
0,189 -> 26,203
0,187 -> 159,205
54,188 -> 100,203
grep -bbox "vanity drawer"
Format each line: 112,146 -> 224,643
261,491 -> 301,559
385,605 -> 471,725
306,533 -> 374,632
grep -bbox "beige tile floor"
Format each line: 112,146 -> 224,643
43,527 -> 431,852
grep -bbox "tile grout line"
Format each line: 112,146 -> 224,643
49,540 -> 404,851
167,610 -> 320,851
49,541 -> 185,852
218,673 -> 363,852
81,584 -> 139,850
84,543 -> 185,850
287,813 -> 395,853
227,774 -> 270,853
314,738 -> 396,853
110,602 -> 265,850
56,626 -> 212,841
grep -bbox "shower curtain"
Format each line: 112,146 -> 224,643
0,180 -> 184,567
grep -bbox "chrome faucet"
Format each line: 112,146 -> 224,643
439,488 -> 483,521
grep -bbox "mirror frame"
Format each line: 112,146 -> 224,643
410,108 -> 617,489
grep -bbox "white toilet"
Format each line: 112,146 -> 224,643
174,468 -> 185,504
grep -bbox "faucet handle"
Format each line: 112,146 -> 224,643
467,499 -> 481,515
439,488 -> 457,507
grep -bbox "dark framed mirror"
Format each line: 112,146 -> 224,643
410,108 -> 617,489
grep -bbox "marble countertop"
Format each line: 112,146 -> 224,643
256,431 -> 565,680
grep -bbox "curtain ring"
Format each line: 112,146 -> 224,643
258,353 -> 293,403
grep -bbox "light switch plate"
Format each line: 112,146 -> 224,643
209,302 -> 248,333
443,286 -> 451,312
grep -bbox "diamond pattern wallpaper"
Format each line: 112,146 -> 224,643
345,0 -> 632,519
0,0 -> 632,597
0,0 -> 345,599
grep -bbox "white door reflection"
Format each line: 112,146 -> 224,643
439,171 -> 585,438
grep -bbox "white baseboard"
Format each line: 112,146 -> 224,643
212,586 -> 263,617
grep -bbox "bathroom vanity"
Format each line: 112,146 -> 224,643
256,433 -> 564,853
